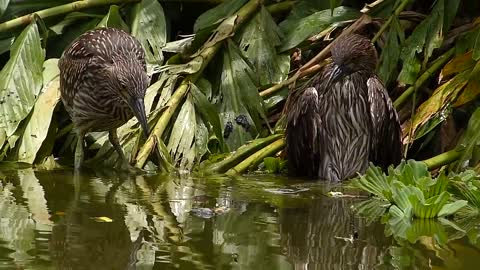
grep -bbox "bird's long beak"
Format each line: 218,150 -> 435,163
326,64 -> 344,87
129,98 -> 150,138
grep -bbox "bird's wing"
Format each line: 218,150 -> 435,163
285,87 -> 322,177
58,56 -> 90,110
367,76 -> 403,169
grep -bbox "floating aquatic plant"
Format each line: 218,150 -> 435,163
352,160 -> 468,219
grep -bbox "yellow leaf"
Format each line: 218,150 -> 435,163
454,79 -> 480,107
440,51 -> 475,81
92,216 -> 113,222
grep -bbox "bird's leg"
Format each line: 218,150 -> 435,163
108,129 -> 143,173
108,129 -> 129,167
74,131 -> 86,170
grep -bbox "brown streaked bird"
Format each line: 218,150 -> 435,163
285,34 -> 402,181
59,27 -> 149,170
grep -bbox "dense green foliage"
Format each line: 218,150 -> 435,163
0,0 -> 479,174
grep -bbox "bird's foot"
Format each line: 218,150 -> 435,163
118,160 -> 145,175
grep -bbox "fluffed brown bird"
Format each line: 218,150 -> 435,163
59,27 -> 149,170
285,34 -> 402,181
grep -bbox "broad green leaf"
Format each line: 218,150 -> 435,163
131,0 -> 167,66
217,41 -> 268,151
377,17 -> 403,85
452,107 -> 480,171
474,29 -> 480,61
361,0 -> 396,18
191,82 -> 223,147
193,0 -> 247,33
398,0 -> 459,84
278,0 -> 332,31
16,59 -> 60,164
0,22 -> 45,150
237,6 -> 290,86
0,0 -> 9,17
97,5 -> 129,32
279,6 -> 361,52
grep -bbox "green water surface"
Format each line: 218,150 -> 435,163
0,168 -> 478,269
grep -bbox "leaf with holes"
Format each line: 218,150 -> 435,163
131,0 -> 167,67
0,22 -> 45,151
237,6 -> 290,86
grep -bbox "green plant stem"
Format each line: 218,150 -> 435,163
226,138 -> 285,175
422,148 -> 463,169
208,134 -> 283,173
393,47 -> 455,109
135,0 -> 262,168
0,0 -> 140,33
371,0 -> 411,43
266,1 -> 295,14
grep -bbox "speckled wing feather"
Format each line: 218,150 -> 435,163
285,87 -> 322,177
367,76 -> 402,169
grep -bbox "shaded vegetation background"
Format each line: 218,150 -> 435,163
0,0 -> 479,174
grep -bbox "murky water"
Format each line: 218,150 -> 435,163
0,168 -> 479,270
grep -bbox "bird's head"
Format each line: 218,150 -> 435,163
107,58 -> 150,137
327,34 -> 378,85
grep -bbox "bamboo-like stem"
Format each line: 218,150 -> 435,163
422,148 -> 463,169
260,62 -> 326,97
0,0 -> 140,33
226,138 -> 285,175
266,1 -> 296,14
135,0 -> 262,168
371,0 -> 411,43
207,134 -> 283,173
393,47 -> 455,109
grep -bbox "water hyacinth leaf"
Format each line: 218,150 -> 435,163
131,0 -> 167,66
16,59 -> 60,164
398,0 -> 459,84
0,22 -> 45,149
193,0 -> 247,33
237,6 -> 290,86
97,5 -> 129,32
438,200 -> 468,217
279,6 -> 361,52
217,41 -> 268,151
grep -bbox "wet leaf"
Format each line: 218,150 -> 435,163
405,70 -> 470,141
217,41 -> 268,151
0,22 -> 45,150
279,6 -> 360,52
438,200 -> 468,217
97,5 -> 129,32
16,59 -> 60,164
452,107 -> 480,172
131,0 -> 167,66
237,6 -> 290,86
193,0 -> 247,33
